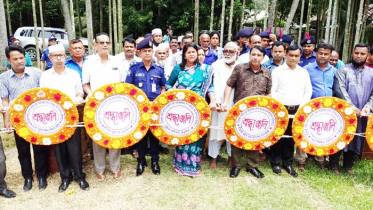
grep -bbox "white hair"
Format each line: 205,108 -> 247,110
224,41 -> 239,51
156,43 -> 170,52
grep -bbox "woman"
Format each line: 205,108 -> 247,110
197,47 -> 205,64
166,43 -> 217,177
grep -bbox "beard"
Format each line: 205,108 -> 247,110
223,55 -> 236,65
352,59 -> 366,67
157,59 -> 166,67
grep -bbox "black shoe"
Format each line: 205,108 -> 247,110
136,162 -> 148,176
77,180 -> 90,191
151,162 -> 161,175
159,147 -> 170,154
58,180 -> 71,193
0,188 -> 16,198
246,168 -> 265,178
271,165 -> 281,174
283,165 -> 298,177
23,178 -> 32,191
230,167 -> 240,178
38,177 -> 47,190
217,155 -> 227,163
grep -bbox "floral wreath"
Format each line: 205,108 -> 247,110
150,89 -> 211,146
224,96 -> 289,150
10,88 -> 78,145
84,83 -> 151,149
365,115 -> 373,151
292,97 -> 357,156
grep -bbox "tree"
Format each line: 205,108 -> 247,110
108,0 -> 112,54
342,0 -> 352,63
227,0 -> 234,41
118,0 -> 123,53
112,0 -> 118,54
298,0 -> 305,44
194,0 -> 199,43
324,0 -> 332,43
39,0 -> 46,49
0,0 -> 8,72
263,0 -> 268,29
31,0 -> 40,68
267,0 -> 277,27
329,0 -> 339,46
61,0 -> 73,40
85,0 -> 93,54
209,0 -> 214,31
220,0 -> 226,47
69,0 -> 75,39
306,0 -> 312,32
76,0 -> 82,37
6,0 -> 11,35
100,0 -> 103,32
354,0 -> 365,46
284,0 -> 300,34
240,0 -> 246,29
253,0 -> 257,29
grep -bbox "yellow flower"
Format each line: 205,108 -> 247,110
159,97 -> 167,104
191,134 -> 198,141
196,102 -> 205,110
347,126 -> 356,133
244,143 -> 253,150
316,148 -> 324,156
295,126 -> 303,134
154,130 -> 162,137
18,127 -> 29,138
274,128 -> 284,136
259,98 -> 268,106
112,140 -> 121,149
226,120 -> 234,126
142,113 -> 151,121
370,136 -> 373,144
115,84 -> 125,93
323,99 -> 333,107
85,111 -> 95,119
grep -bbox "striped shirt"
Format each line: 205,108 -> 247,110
0,67 -> 42,101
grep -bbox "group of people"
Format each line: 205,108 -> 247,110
0,26 -> 373,199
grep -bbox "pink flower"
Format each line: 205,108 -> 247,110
190,155 -> 197,162
186,160 -> 190,165
176,154 -> 182,162
182,153 -> 188,161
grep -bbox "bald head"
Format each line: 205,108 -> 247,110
329,50 -> 340,67
199,34 -> 210,50
249,35 -> 262,49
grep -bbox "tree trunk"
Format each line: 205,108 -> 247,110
39,0 -> 46,49
118,0 -> 123,53
240,0 -> 245,29
113,0 -> 118,54
253,0 -> 257,29
298,0 -> 305,45
85,0 -> 94,54
31,0 -> 40,68
220,0 -> 226,46
209,0 -> 215,31
61,0 -> 73,40
306,0 -> 312,32
100,0 -> 103,32
141,0 -> 143,10
0,0 -> 8,72
108,0 -> 112,54
335,0 -> 342,51
329,0 -> 338,46
263,0 -> 268,29
354,0 -> 365,46
342,0 -> 352,63
6,0 -> 11,35
194,0 -> 199,43
227,0 -> 234,41
284,0 -> 300,34
76,0 -> 82,37
69,0 -> 75,39
324,0 -> 332,43
267,0 -> 277,27
18,0 -> 22,27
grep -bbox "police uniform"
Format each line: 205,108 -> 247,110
237,27 -> 254,56
299,36 -> 317,67
125,37 -> 166,175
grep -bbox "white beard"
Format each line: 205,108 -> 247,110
157,59 -> 166,67
224,55 -> 236,64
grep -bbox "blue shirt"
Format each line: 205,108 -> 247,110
335,60 -> 344,69
262,58 -> 286,73
265,47 -> 272,58
65,57 -> 87,81
240,44 -> 249,55
212,47 -> 223,59
4,52 -> 33,67
203,48 -> 218,65
304,61 -> 336,99
299,52 -> 316,67
125,62 -> 166,101
41,48 -> 53,69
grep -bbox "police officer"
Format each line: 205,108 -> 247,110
40,35 -> 57,70
236,27 -> 254,56
299,33 -> 316,67
125,37 -> 166,176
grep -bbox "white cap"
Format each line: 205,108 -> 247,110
157,43 -> 170,51
152,28 -> 162,35
48,44 -> 65,54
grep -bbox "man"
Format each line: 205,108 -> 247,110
209,42 -> 239,169
329,50 -> 345,69
171,36 -> 193,67
258,31 -> 271,48
5,39 -> 33,70
210,31 -> 223,59
199,33 -> 218,65
237,35 -> 269,64
167,26 -> 173,38
262,41 -> 286,72
155,43 -> 173,81
0,45 -> 48,191
365,47 -> 373,68
302,43 -> 336,171
115,38 -> 142,75
221,46 -> 271,178
332,43 -> 373,176
237,27 -> 254,55
40,35 -> 58,70
276,33 -> 293,50
299,34 -> 316,67
39,44 -> 89,192
125,37 -> 166,176
169,36 -> 179,55
82,33 -> 126,181
185,31 -> 194,42
269,45 -> 312,177
152,28 -> 163,49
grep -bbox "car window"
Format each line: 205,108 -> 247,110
44,31 -> 54,38
54,32 -> 66,40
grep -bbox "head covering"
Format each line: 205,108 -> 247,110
137,37 -> 153,50
48,44 -> 65,54
48,35 -> 57,42
238,27 -> 254,38
152,28 -> 162,35
300,32 -> 316,45
276,29 -> 293,44
144,33 -> 152,39
157,43 -> 170,51
258,31 -> 270,39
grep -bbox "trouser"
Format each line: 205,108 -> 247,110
78,106 -> 91,163
92,141 -> 121,173
14,132 -> 48,179
0,137 -> 7,191
208,140 -> 231,158
52,128 -> 85,182
160,142 -> 168,149
137,131 -> 160,164
329,150 -> 355,170
231,146 -> 259,169
296,148 -> 325,164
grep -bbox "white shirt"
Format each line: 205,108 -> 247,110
212,59 -> 237,105
237,53 -> 269,65
39,67 -> 83,100
271,63 -> 312,106
82,55 -> 126,92
114,52 -> 142,75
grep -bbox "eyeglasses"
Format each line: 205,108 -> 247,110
223,50 -> 236,54
96,41 -> 111,45
49,54 -> 65,58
